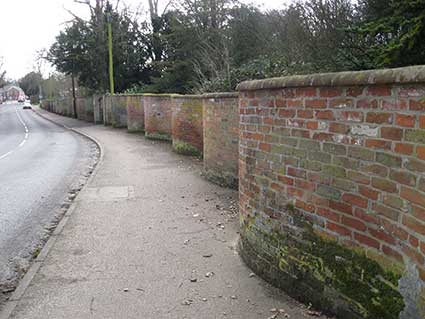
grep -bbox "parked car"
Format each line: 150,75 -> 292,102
22,102 -> 32,110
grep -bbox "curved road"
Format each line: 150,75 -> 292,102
0,102 -> 94,289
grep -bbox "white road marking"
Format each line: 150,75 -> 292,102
0,106 -> 30,160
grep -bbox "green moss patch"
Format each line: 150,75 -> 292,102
173,139 -> 202,157
240,217 -> 405,319
145,132 -> 171,141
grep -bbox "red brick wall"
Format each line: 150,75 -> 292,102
76,97 -> 94,122
237,66 -> 425,317
203,93 -> 239,188
143,95 -> 173,140
126,95 -> 144,132
171,96 -> 203,155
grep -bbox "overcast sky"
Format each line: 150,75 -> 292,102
0,0 -> 290,80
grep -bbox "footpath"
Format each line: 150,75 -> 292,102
1,106 -> 326,319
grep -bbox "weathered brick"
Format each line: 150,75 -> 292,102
403,215 -> 425,237
405,158 -> 425,173
368,228 -> 396,245
317,207 -> 340,222
395,114 -> 416,127
323,143 -> 347,155
305,99 -> 327,109
419,178 -> 425,193
398,87 -> 425,98
359,186 -> 379,200
367,86 -> 392,96
329,98 -> 354,108
347,171 -> 370,185
342,216 -> 367,231
295,199 -> 316,212
380,127 -> 403,140
348,146 -> 375,161
313,132 -> 334,141
357,99 -> 378,109
327,221 -> 352,237
365,139 -> 391,150
306,121 -> 319,130
323,165 -> 346,178
278,175 -> 294,185
320,88 -> 342,97
291,129 -> 310,138
271,145 -> 292,155
296,87 -> 317,97
316,185 -> 341,200
371,177 -> 397,193
259,143 -> 271,152
366,112 -> 393,124
287,187 -> 304,198
383,194 -> 404,209
309,170 -> 331,184
361,164 -> 388,177
401,186 -> 425,208
409,235 -> 419,248
381,99 -> 408,110
416,146 -> 425,160
342,193 -> 368,209
280,137 -> 299,146
278,109 -> 296,118
308,151 -> 331,163
287,99 -> 303,108
299,140 -> 321,150
376,152 -> 402,168
409,99 -> 425,111
420,115 -> 425,129
315,110 -> 334,120
336,111 -> 364,122
394,143 -> 414,155
346,87 -> 363,97
389,169 -> 416,186
287,167 -> 307,179
354,232 -> 380,249
382,245 -> 404,263
275,98 -> 286,108
354,207 -> 379,225
412,205 -> 425,221
405,129 -> 425,143
297,109 -> 314,119
281,88 -> 296,98
330,200 -> 353,215
329,122 -> 350,134
333,157 -> 360,169
331,178 -> 356,192
295,179 -> 316,191
402,243 -> 425,266
372,203 -> 400,221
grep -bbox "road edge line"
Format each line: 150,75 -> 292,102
0,109 -> 105,319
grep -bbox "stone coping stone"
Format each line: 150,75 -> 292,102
110,92 -> 238,99
237,65 -> 425,91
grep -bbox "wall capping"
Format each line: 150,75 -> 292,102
237,65 -> 425,91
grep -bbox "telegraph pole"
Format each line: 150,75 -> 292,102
106,12 -> 115,95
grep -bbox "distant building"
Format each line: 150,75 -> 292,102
0,85 -> 26,102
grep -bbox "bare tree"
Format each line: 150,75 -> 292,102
0,57 -> 7,88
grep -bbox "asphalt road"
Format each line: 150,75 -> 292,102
0,102 -> 94,291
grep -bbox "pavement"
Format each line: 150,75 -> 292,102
1,106 -> 328,319
0,103 -> 96,299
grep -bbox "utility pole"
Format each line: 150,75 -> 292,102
71,44 -> 78,118
106,12 -> 115,95
71,71 -> 77,118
